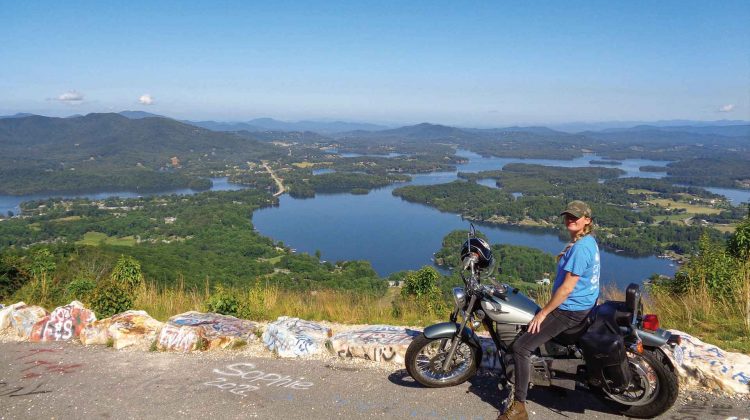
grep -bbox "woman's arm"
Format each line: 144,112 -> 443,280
527,272 -> 580,334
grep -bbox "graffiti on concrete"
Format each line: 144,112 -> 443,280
0,382 -> 52,398
158,325 -> 199,352
670,329 -> 750,394
204,362 -> 314,397
331,325 -> 421,364
10,305 -> 48,338
170,312 -> 256,339
81,310 -> 163,349
30,301 -> 96,342
157,312 -> 257,352
262,317 -> 331,358
0,302 -> 26,332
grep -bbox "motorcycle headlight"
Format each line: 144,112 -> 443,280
452,287 -> 466,309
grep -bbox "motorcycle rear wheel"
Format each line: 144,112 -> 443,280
598,349 -> 679,419
405,333 -> 480,388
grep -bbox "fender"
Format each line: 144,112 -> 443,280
423,322 -> 483,350
636,328 -> 671,347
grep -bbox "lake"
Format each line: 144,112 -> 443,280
253,150 -> 686,289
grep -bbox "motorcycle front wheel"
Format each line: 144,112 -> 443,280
405,333 -> 480,388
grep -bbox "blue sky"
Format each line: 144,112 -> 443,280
1,1 -> 748,126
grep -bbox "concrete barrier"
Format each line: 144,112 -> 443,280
81,310 -> 164,349
157,311 -> 258,352
331,325 -> 421,364
30,301 -> 96,342
10,304 -> 48,339
670,329 -> 750,394
262,316 -> 332,357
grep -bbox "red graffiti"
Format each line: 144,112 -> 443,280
20,359 -> 82,379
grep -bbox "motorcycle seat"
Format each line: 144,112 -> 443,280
553,311 -> 594,345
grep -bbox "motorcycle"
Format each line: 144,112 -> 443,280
405,225 -> 683,418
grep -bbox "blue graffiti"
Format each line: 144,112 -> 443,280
705,347 -> 724,358
732,371 -> 750,385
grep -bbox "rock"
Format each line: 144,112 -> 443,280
81,310 -> 164,350
330,325 -> 421,364
29,301 -> 96,342
670,329 -> 750,394
10,304 -> 48,338
262,316 -> 332,358
157,311 -> 257,352
0,302 -> 27,332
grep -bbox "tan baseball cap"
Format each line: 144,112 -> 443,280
560,200 -> 592,218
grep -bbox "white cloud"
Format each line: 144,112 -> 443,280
139,94 -> 154,105
53,90 -> 84,103
718,104 -> 735,113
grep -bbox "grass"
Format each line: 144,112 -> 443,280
647,198 -> 721,215
627,189 -> 658,195
76,231 -> 136,247
132,278 -> 442,326
603,281 -> 750,354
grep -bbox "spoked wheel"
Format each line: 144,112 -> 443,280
599,350 -> 679,418
405,333 -> 480,388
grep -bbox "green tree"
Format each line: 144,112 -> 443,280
727,211 -> 750,260
110,255 -> 145,290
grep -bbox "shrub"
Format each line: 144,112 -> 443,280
204,285 -> 240,316
66,278 -> 96,304
111,255 -> 144,290
90,280 -> 133,318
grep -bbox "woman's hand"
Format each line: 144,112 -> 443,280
527,310 -> 548,334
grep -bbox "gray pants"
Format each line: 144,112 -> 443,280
510,308 -> 590,402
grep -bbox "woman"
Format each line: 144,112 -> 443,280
499,200 -> 601,420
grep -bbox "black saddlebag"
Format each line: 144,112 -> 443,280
579,302 -> 632,391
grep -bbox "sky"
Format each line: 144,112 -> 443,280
1,1 -> 749,126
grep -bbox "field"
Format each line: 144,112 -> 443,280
646,198 -> 721,215
76,231 -> 136,247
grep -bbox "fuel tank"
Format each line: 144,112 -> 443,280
481,287 -> 540,325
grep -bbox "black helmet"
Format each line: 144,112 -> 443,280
460,237 -> 494,270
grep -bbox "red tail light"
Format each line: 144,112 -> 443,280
642,314 -> 660,331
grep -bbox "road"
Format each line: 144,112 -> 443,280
261,161 -> 285,197
1,341 -> 747,420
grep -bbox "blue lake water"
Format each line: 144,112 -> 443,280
253,150 -> 684,288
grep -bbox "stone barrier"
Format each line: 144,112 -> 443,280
262,316 -> 332,358
0,302 -> 27,332
10,304 -> 48,339
81,310 -> 164,349
331,325 -> 421,364
30,301 -> 96,342
670,329 -> 750,394
157,311 -> 258,352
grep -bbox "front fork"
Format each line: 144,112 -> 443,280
442,294 -> 477,371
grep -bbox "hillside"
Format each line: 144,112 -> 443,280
0,113 -> 282,194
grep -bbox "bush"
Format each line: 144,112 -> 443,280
66,278 -> 96,304
398,266 -> 446,317
111,255 -> 145,290
204,285 -> 240,317
90,280 -> 133,318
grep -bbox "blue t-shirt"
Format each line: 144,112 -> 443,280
552,235 -> 600,311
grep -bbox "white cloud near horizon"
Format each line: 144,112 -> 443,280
139,94 -> 154,105
718,104 -> 735,112
51,90 -> 84,104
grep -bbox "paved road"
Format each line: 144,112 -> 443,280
1,341 -> 747,420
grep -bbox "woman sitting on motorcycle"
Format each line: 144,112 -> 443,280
499,200 -> 601,420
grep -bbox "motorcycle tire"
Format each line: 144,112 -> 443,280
597,349 -> 679,419
405,333 -> 480,388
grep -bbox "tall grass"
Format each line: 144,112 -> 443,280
133,279 -> 443,326
648,259 -> 750,354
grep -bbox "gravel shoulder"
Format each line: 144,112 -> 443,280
1,341 -> 748,420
